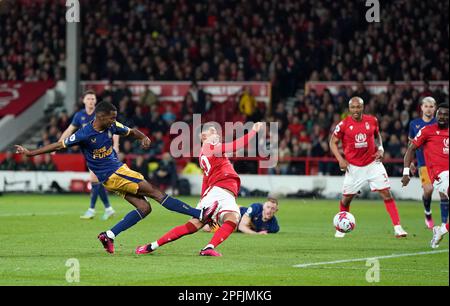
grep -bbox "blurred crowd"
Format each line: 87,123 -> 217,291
1,0 -> 448,98
0,0 -> 449,177
27,80 -> 448,178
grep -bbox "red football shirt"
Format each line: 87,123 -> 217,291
199,130 -> 256,197
412,123 -> 449,182
333,115 -> 379,167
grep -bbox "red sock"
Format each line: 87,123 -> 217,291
340,200 -> 350,212
209,221 -> 237,248
384,199 -> 400,226
157,222 -> 198,247
446,223 -> 449,231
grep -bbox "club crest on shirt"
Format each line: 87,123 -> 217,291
354,133 -> 368,148
444,138 -> 449,154
349,125 -> 354,130
108,131 -> 112,139
91,138 -> 96,144
365,122 -> 370,130
416,125 -> 420,129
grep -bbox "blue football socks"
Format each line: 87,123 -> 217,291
160,195 -> 201,219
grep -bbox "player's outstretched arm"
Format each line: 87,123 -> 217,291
329,134 -> 348,172
221,122 -> 264,153
402,142 -> 418,187
58,124 -> 78,142
15,141 -> 65,157
238,215 -> 264,235
128,128 -> 151,149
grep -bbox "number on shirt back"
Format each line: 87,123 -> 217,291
200,155 -> 211,176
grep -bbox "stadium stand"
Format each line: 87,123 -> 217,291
0,0 -> 448,176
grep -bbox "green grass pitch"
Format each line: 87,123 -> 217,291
0,194 -> 448,286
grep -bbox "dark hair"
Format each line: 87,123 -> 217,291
82,89 -> 96,99
95,101 -> 117,114
437,103 -> 449,110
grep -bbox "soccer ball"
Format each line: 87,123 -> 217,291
333,212 -> 356,233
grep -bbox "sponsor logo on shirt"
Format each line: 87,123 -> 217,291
92,146 -> 113,159
354,133 -> 368,148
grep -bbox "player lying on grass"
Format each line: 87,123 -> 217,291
136,122 -> 264,256
59,90 -> 117,221
15,101 -> 217,254
402,103 -> 449,248
330,96 -> 408,238
203,197 -> 280,234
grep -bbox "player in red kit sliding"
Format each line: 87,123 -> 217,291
330,97 -> 408,238
135,122 -> 265,256
402,103 -> 449,248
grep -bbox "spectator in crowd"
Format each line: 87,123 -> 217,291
152,152 -> 178,194
148,131 -> 165,157
0,151 -> 17,170
239,86 -> 257,119
33,154 -> 57,171
132,155 -> 150,181
17,155 -> 35,171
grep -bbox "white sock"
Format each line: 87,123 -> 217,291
88,208 -> 95,213
106,230 -> 115,239
441,224 -> 449,233
105,207 -> 114,212
150,241 -> 159,250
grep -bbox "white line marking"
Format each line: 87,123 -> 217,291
293,249 -> 449,268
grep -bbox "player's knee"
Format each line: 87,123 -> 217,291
138,201 -> 152,217
423,184 -> 434,196
222,213 -> 240,225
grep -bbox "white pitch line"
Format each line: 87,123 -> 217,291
293,249 -> 449,268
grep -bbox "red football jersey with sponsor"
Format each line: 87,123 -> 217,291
199,130 -> 256,197
333,115 -> 379,167
412,123 -> 449,182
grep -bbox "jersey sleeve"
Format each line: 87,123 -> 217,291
70,112 -> 82,128
333,120 -> 346,139
373,117 -> 380,134
244,203 -> 259,218
112,121 -> 131,136
62,129 -> 87,148
412,126 -> 428,148
220,130 -> 257,154
408,121 -> 415,139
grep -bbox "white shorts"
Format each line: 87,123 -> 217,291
433,171 -> 449,195
196,186 -> 240,225
342,161 -> 390,195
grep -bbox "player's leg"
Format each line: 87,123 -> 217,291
200,187 -> 241,256
420,167 -> 434,229
369,162 -> 407,237
431,192 -> 449,248
98,194 -> 151,254
200,212 -> 240,257
80,170 -> 115,220
439,190 -> 449,228
336,164 -> 360,238
136,218 -> 203,254
431,172 -> 449,248
378,189 -> 408,237
136,180 -> 217,222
